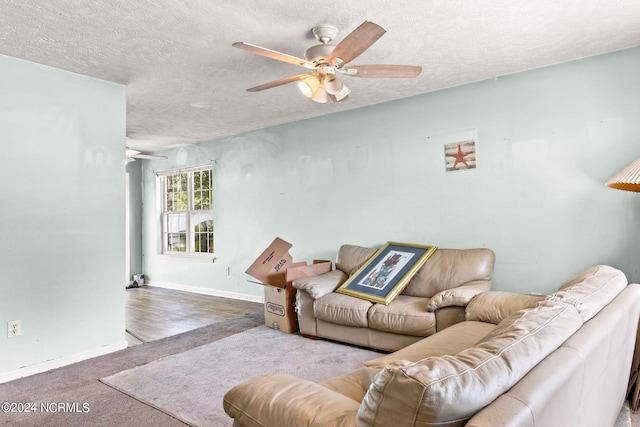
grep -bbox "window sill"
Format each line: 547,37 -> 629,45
158,253 -> 216,263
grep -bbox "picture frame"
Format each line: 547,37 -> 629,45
336,242 -> 437,305
444,139 -> 477,171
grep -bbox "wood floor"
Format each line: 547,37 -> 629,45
125,285 -> 262,345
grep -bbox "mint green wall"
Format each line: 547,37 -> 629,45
127,161 -> 144,279
142,46 -> 640,297
0,55 -> 126,375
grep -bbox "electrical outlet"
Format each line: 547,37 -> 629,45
7,320 -> 22,338
224,266 -> 230,276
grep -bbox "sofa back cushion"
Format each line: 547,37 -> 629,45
335,244 -> 377,276
357,300 -> 582,427
402,248 -> 495,298
548,265 -> 627,322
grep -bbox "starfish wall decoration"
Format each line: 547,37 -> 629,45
445,140 -> 476,171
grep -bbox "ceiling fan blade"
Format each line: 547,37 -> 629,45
133,153 -> 168,160
233,42 -> 316,70
344,64 -> 422,78
328,21 -> 386,65
246,74 -> 312,92
125,147 -> 167,161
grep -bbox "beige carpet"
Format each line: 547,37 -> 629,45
618,402 -> 632,427
101,326 -> 384,426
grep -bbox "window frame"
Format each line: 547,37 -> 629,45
157,164 -> 214,258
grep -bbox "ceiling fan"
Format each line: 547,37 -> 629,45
125,147 -> 168,163
232,21 -> 422,103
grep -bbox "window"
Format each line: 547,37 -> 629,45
158,165 -> 213,255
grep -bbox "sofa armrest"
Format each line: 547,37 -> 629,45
292,269 -> 348,299
425,280 -> 491,312
465,291 -> 546,324
223,373 -> 359,427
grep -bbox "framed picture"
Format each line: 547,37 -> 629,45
336,242 -> 437,305
444,139 -> 476,171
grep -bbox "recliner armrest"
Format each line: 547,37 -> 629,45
425,280 -> 491,312
292,269 -> 348,299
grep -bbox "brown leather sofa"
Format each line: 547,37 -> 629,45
293,245 -> 496,351
224,265 -> 640,427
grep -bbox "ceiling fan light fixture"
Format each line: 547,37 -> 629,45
333,86 -> 350,102
326,78 -> 350,101
311,85 -> 329,103
297,75 -> 320,97
325,76 -> 343,95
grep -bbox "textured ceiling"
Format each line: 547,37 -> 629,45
1,1 -> 640,152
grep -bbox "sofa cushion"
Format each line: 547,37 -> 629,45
357,300 -> 583,427
402,248 -> 495,298
335,244 -> 377,276
466,291 -> 546,324
367,295 -> 436,337
314,292 -> 372,327
365,320 -> 496,371
548,265 -> 627,322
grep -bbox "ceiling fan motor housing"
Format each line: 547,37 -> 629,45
304,44 -> 335,63
306,25 -> 339,64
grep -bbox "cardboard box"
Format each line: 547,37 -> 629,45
262,260 -> 332,333
245,237 -> 294,288
285,260 -> 334,284
263,285 -> 298,333
246,238 -> 332,333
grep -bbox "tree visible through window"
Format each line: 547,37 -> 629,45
159,166 -> 213,255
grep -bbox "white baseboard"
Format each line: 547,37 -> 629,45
146,280 -> 264,304
0,340 -> 128,384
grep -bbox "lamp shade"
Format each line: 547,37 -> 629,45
325,77 -> 343,95
325,76 -> 350,101
606,157 -> 640,192
311,86 -> 328,103
297,76 -> 320,98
